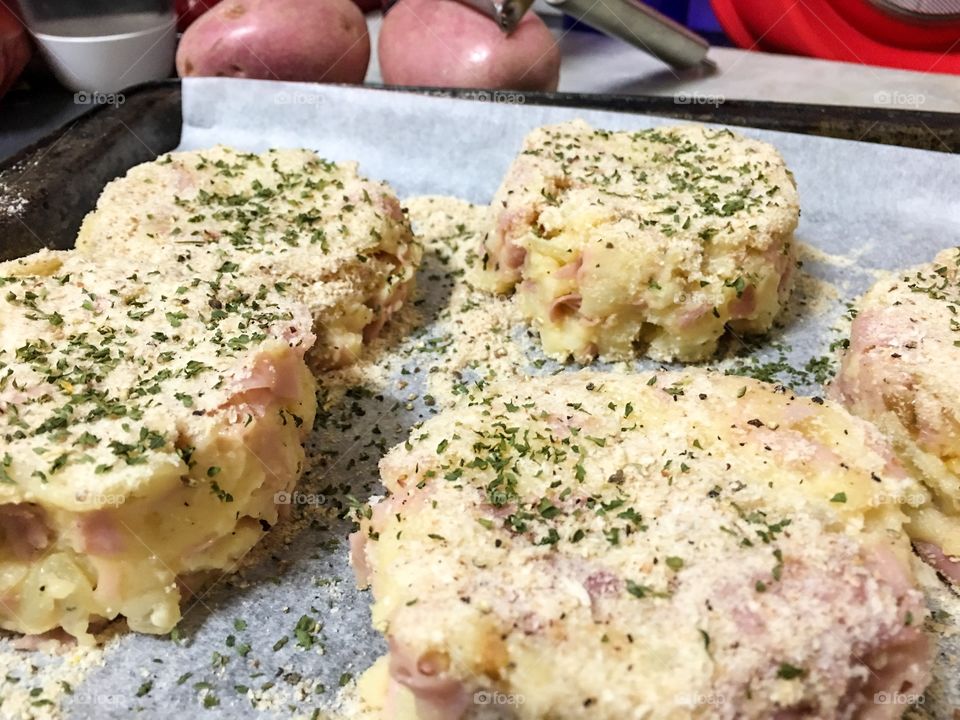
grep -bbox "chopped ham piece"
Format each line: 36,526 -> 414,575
226,349 -> 311,422
350,530 -> 373,588
914,541 -> 960,584
842,545 -> 931,719
75,511 -> 125,556
364,279 -> 411,344
678,303 -> 711,329
0,504 -> 51,560
500,239 -> 526,271
554,256 -> 582,280
548,294 -> 582,323
387,638 -> 471,720
583,569 -> 622,614
729,285 -> 757,319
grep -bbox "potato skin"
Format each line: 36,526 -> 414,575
175,0 -> 222,32
0,3 -> 31,100
176,0 -> 371,83
379,0 -> 560,91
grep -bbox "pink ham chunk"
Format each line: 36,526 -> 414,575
548,294 -> 582,323
583,568 -> 622,599
387,637 -> 471,720
484,207 -> 535,281
75,510 -> 125,556
349,530 -> 373,588
228,349 -> 308,414
914,541 -> 960,584
554,256 -> 582,280
363,279 -> 412,345
729,285 -> 757,319
0,504 -> 51,560
500,239 -> 527,272
844,546 -> 931,719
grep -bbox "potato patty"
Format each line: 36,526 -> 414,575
476,121 -> 800,363
77,146 -> 421,371
0,249 -> 316,641
351,371 -> 929,719
833,247 -> 960,582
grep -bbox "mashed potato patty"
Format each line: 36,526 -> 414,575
477,121 -> 800,363
351,371 -> 929,719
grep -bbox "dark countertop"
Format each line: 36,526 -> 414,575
0,79 -> 95,162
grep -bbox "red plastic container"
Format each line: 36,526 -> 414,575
710,0 -> 960,74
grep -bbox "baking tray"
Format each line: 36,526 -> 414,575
2,79 -> 960,719
1,79 -> 958,263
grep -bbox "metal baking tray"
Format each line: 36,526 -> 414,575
1,80 -> 959,719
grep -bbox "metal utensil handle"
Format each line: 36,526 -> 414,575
546,0 -> 710,69
443,0 -> 536,31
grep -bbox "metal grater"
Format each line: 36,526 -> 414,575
869,0 -> 960,20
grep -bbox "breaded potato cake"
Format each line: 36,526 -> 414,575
477,121 -> 800,363
77,146 -> 421,371
833,247 -> 960,583
0,249 -> 316,641
351,371 -> 929,720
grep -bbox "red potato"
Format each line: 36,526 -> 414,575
378,0 -> 560,91
176,0 -> 370,84
0,4 -> 30,100
176,0 -> 223,32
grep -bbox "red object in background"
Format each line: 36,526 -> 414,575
177,0 -> 378,29
710,0 -> 960,74
0,4 -> 30,99
176,0 -> 223,31
379,0 -> 560,90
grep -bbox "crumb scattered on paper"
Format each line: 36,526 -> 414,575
402,195 -> 526,407
0,182 -> 27,218
0,636 -> 109,720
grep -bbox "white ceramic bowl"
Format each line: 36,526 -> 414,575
30,13 -> 176,93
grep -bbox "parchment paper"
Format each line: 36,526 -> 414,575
11,78 -> 960,720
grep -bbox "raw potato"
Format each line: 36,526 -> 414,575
379,0 -> 560,91
175,0 -> 222,31
0,3 -> 31,100
176,0 -> 370,83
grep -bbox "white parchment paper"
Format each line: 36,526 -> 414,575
31,78 -> 960,719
